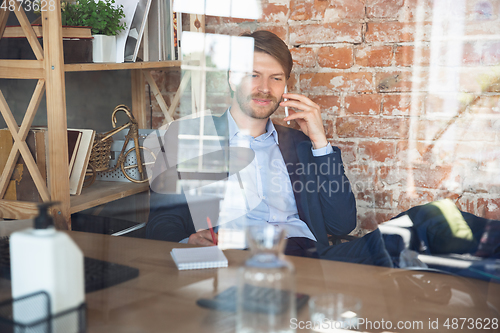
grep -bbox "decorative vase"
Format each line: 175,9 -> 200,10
92,34 -> 116,63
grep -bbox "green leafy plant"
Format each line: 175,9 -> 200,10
62,0 -> 126,36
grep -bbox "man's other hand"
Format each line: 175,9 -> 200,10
187,229 -> 218,246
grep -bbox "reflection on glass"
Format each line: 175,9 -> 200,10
173,0 -> 262,19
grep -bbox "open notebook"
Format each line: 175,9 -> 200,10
171,246 -> 228,270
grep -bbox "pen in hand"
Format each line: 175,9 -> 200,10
207,217 -> 217,245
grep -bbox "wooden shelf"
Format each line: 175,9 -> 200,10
65,60 -> 181,72
70,180 -> 149,214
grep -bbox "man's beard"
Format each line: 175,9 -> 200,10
235,89 -> 281,120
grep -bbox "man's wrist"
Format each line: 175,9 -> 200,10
312,139 -> 328,149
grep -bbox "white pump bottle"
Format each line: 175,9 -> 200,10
10,202 -> 85,332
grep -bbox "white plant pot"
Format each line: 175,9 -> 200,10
92,34 -> 116,63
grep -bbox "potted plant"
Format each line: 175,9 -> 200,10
62,0 -> 126,63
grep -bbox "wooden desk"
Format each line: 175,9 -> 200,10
1,231 -> 499,332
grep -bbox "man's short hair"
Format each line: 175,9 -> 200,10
241,30 -> 293,79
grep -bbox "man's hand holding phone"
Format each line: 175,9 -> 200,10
281,93 -> 328,149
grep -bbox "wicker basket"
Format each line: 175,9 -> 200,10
89,133 -> 113,172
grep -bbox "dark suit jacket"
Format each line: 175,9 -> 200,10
146,112 -> 357,255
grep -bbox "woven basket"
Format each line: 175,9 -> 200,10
89,133 -> 113,172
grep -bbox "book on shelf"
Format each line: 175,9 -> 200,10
67,130 -> 82,176
124,0 -> 153,62
2,25 -> 93,39
68,129 -> 95,196
27,127 -> 94,196
120,0 -> 178,62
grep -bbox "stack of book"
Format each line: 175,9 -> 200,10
0,128 -> 96,200
121,0 -> 182,62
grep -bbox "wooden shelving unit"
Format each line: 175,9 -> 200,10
0,6 -> 181,229
65,61 -> 181,72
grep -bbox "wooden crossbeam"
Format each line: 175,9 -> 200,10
143,70 -> 174,124
13,3 -> 44,60
0,199 -> 39,219
167,70 -> 191,126
0,83 -> 50,202
0,60 -> 45,79
0,8 -> 8,41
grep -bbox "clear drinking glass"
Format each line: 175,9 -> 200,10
309,293 -> 362,332
236,225 -> 296,333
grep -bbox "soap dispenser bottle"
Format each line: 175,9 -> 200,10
10,202 -> 85,332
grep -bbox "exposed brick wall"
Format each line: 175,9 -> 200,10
152,0 -> 500,229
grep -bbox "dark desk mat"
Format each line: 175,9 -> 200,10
0,236 -> 139,293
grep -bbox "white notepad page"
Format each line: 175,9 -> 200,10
170,246 -> 228,270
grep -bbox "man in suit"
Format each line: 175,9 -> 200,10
146,30 -> 392,267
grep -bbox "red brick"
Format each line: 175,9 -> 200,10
462,42 -> 483,66
453,117 -> 499,143
323,119 -> 335,138
397,189 -> 436,212
464,20 -> 500,38
356,45 -> 393,67
220,17 -> 255,24
366,0 -> 405,19
348,165 -> 381,201
331,140 -> 357,164
262,26 -> 288,42
378,165 -> 407,186
365,22 -> 431,43
152,68 -> 181,93
413,164 -> 453,189
424,93 -> 467,116
324,0 -> 365,20
290,47 -> 316,69
205,16 -> 220,27
290,23 -> 363,45
470,95 -> 500,115
477,198 -> 500,220
376,70 -> 422,93
290,0 -> 313,20
259,2 -> 289,24
358,140 -> 397,163
456,196 -> 475,215
395,140 -> 431,162
382,93 -> 424,116
396,0 -> 434,22
317,46 -> 353,69
336,116 -> 409,139
212,25 -> 287,41
310,95 -> 341,116
213,24 -> 253,36
357,209 -> 396,230
414,118 -> 451,141
300,72 -> 373,93
287,75 -> 298,92
357,190 -> 393,209
482,41 -> 500,65
465,0 -> 499,21
395,45 -> 431,66
345,94 -> 382,115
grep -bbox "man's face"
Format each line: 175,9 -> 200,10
231,52 -> 287,119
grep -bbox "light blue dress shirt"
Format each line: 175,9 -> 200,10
181,110 -> 333,243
